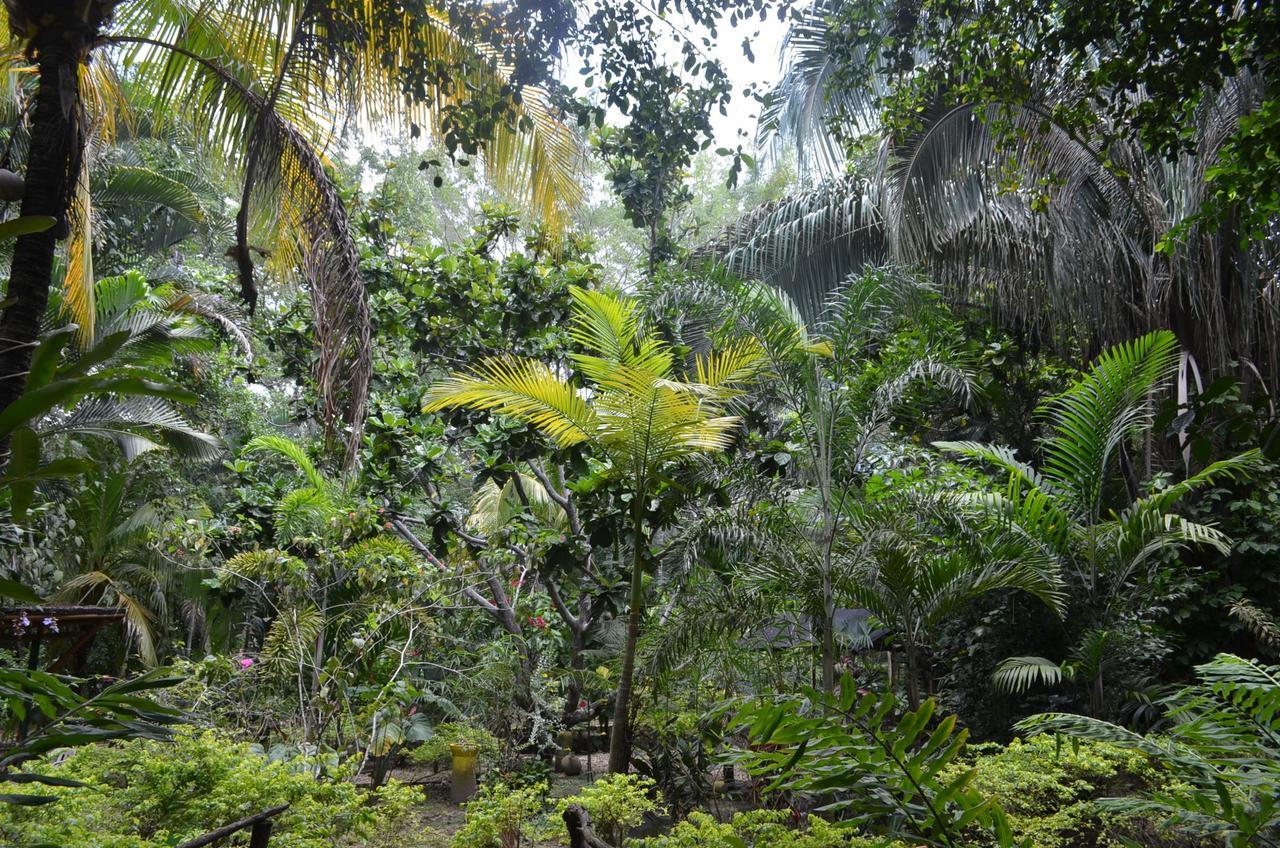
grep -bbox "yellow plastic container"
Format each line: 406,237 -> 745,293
450,743 -> 479,803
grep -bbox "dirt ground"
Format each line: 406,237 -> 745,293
385,753 -> 610,847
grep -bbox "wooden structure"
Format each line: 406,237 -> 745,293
175,804 -> 289,848
0,605 -> 127,741
0,605 -> 126,674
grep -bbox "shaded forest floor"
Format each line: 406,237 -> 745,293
385,754 -> 608,847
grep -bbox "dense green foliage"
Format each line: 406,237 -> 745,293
948,737 -> 1167,848
0,729 -> 417,847
0,1 -> 1277,846
632,810 -> 910,848
1022,654 -> 1280,846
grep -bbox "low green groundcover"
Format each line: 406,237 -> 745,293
0,728 -> 418,848
949,735 -> 1172,848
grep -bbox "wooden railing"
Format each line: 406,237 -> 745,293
175,804 -> 289,848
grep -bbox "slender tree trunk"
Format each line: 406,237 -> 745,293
563,626 -> 587,722
0,6 -> 91,421
904,639 -> 921,711
821,550 -> 837,696
310,581 -> 328,704
608,495 -> 647,773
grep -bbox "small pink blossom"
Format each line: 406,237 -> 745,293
239,657 -> 255,670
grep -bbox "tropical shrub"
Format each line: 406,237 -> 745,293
733,677 -> 1013,846
1020,653 -> 1280,847
0,728 -> 417,848
553,773 -> 662,846
947,736 -> 1168,848
631,809 -> 909,848
452,780 -> 548,848
942,331 -> 1261,719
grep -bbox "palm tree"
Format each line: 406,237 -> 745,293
0,1 -> 586,460
719,271 -> 971,694
424,285 -> 766,772
707,0 -> 1279,392
38,270 -> 238,461
57,471 -> 168,667
937,330 -> 1262,715
838,489 -> 1065,709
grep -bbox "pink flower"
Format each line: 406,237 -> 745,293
528,615 -> 547,629
239,657 -> 255,670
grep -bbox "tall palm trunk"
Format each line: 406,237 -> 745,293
0,5 -> 93,421
608,494 -> 647,773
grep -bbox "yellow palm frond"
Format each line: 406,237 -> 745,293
345,3 -> 586,227
428,289 -> 762,485
568,287 -> 676,383
423,356 -> 598,448
674,415 -> 746,453
53,58 -> 133,347
60,570 -> 158,667
62,174 -> 95,346
569,286 -> 641,363
692,337 -> 769,393
467,473 -> 566,536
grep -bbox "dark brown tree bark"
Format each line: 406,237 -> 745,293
0,3 -> 97,418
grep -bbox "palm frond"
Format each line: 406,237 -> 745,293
243,434 -> 328,491
933,442 -> 1044,490
757,0 -> 875,176
46,397 -> 221,461
993,656 -> 1068,695
697,173 -> 888,322
1038,330 -> 1180,518
59,570 -> 159,667
467,472 -> 566,537
692,337 -> 768,392
423,357 -> 598,448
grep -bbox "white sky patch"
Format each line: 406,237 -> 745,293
557,7 -> 789,149
704,13 -> 789,147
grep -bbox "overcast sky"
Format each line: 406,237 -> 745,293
704,13 -> 789,147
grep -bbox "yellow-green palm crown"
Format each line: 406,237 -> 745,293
423,286 -> 767,480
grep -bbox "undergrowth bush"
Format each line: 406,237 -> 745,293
0,728 -> 417,848
452,780 -> 548,848
631,809 -> 909,848
946,735 -> 1168,847
553,773 -> 662,846
410,721 -> 502,768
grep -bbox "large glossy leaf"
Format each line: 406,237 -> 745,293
0,215 -> 56,240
